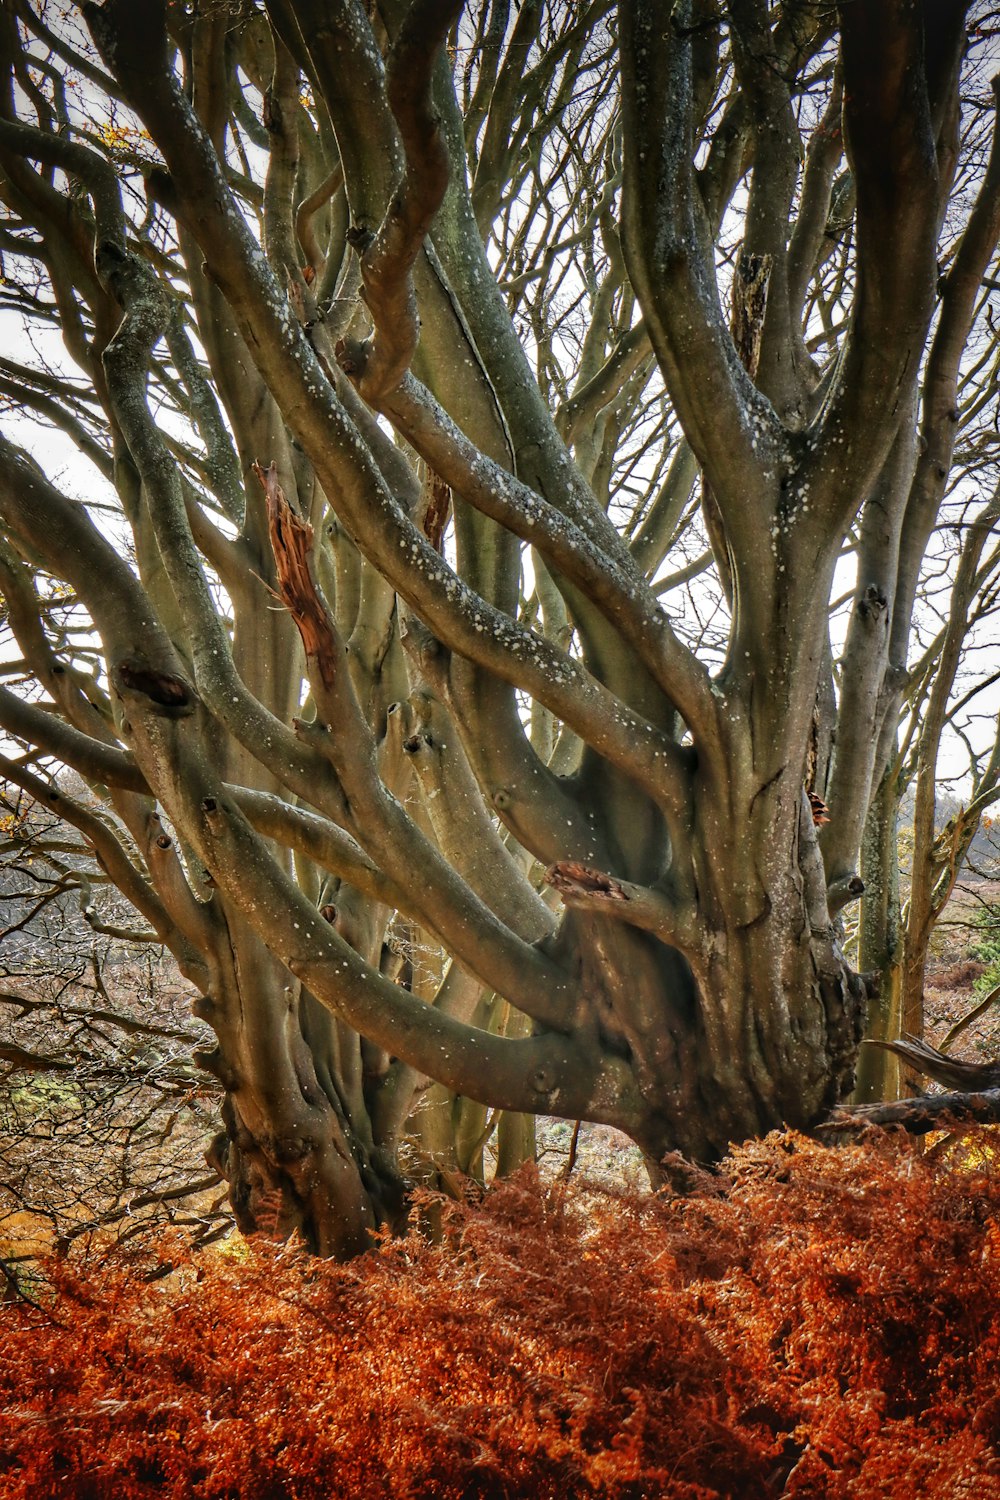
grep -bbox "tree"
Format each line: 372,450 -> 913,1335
0,0 -> 998,1256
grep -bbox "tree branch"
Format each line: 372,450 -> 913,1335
0,753 -> 194,967
254,464 -> 577,1026
822,1088 -> 1000,1137
0,685 -> 148,794
545,861 -> 694,949
342,0 -> 464,399
804,3 -> 963,527
618,0 -> 778,517
378,372 -> 717,757
121,700 -> 646,1128
81,15 -> 693,824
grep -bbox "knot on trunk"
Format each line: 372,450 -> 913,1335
116,659 -> 193,713
857,583 -> 889,622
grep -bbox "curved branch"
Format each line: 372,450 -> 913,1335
822,1087 -> 1000,1137
0,753 -> 195,967
393,695 -> 556,943
267,0 -> 400,229
618,0 -> 777,515
0,367 -> 113,480
0,685 -> 148,793
804,3 -> 963,526
343,0 -> 464,399
728,0 -> 805,416
123,698 -> 646,1129
256,464 -> 576,1026
229,786 -> 397,904
84,246 -> 347,816
0,433 -> 185,680
0,114 -> 127,252
864,1035 -> 1000,1092
556,322 -> 651,447
295,164 -> 344,275
378,372 -> 718,753
827,873 -> 864,916
787,67 -> 843,327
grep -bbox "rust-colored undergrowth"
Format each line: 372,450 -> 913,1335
2,1131 -> 998,1498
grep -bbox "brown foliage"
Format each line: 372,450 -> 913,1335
1,1133 -> 999,1498
930,958 -> 987,991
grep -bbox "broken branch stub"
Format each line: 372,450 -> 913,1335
254,460 -> 338,689
545,861 -> 628,902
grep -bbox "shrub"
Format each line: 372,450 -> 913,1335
973,907 -> 1000,995
929,957 -> 987,991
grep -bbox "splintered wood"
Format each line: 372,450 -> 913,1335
420,468 -> 451,553
545,861 -> 628,901
253,460 -> 337,688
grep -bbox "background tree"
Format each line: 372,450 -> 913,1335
0,0 -> 999,1255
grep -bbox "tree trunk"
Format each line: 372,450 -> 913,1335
854,763 -> 904,1103
195,920 -> 405,1256
0,0 -> 986,1267
206,1091 -> 399,1257
551,863 -> 868,1162
673,926 -> 867,1158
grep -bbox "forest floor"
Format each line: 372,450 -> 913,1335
2,1128 -> 999,1498
923,878 -> 1000,1062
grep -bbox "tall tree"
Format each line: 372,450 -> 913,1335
0,0 -> 997,1253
